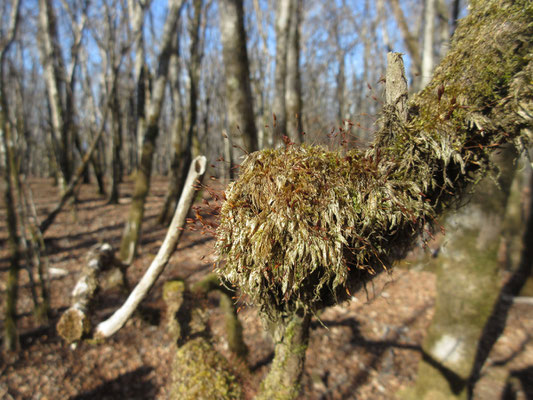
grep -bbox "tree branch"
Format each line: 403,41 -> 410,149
95,155 -> 207,339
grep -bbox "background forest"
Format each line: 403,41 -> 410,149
0,0 -> 532,398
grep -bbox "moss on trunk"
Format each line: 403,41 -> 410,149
256,313 -> 311,400
400,146 -> 517,399
119,125 -> 157,264
216,0 -> 532,320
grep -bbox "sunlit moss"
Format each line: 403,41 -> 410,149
215,0 -> 532,320
170,337 -> 242,400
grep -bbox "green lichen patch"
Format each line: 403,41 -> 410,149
169,337 -> 242,400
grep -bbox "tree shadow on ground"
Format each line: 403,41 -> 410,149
70,366 -> 156,400
501,366 -> 533,400
314,303 -> 442,399
469,192 -> 533,397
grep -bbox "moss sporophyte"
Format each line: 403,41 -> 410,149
214,0 -> 532,320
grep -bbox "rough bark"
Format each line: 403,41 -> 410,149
285,0 -> 303,144
1,0 -> 22,351
400,146 -> 517,400
219,0 -> 259,162
159,0 -> 202,225
256,313 -> 311,400
385,52 -> 409,122
118,0 -> 185,265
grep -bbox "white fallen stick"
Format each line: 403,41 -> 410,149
95,155 -> 207,339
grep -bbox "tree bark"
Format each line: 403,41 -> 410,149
285,0 -> 303,144
421,0 -> 436,88
219,0 -> 259,163
159,0 -> 202,225
400,145 -> 517,400
272,0 -> 291,146
118,0 -> 185,265
1,0 -> 22,351
56,244 -> 117,343
256,313 -> 311,400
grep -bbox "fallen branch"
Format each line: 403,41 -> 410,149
56,243 -> 118,343
95,155 -> 207,339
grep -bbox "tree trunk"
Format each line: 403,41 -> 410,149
272,0 -> 291,146
256,313 -> 311,400
285,0 -> 303,144
400,146 -> 517,400
37,0 -> 74,190
127,0 -> 148,166
216,2 -> 532,396
118,0 -> 185,264
219,0 -> 259,164
108,77 -> 123,204
421,0 -> 436,88
159,0 -> 202,225
1,0 -> 23,351
1,120 -> 21,352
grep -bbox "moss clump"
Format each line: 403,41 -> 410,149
169,337 -> 242,400
215,0 -> 532,319
216,145 -> 431,318
56,308 -> 90,344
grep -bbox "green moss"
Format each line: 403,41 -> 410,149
215,0 -> 532,320
56,309 -> 90,344
169,337 -> 242,400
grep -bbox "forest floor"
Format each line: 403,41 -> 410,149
0,177 -> 531,400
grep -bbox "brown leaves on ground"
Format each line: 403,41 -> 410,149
0,178 -> 531,399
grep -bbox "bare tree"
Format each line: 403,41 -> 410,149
285,0 -> 303,143
37,0 -> 87,191
215,0 -> 532,396
119,0 -> 185,265
218,0 -> 259,168
421,0 -> 436,87
159,0 -> 204,225
272,0 -> 291,145
1,0 -> 22,351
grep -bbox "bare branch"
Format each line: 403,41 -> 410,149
95,155 -> 207,339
